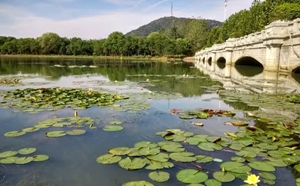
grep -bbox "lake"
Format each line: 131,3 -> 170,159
0,57 -> 299,186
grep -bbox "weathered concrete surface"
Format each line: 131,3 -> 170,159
195,18 -> 300,72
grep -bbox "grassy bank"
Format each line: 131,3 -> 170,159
0,54 -> 188,62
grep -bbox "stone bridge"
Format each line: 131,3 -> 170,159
195,18 -> 300,72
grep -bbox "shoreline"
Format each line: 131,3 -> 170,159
0,55 -> 192,62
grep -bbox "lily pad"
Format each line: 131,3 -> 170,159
176,169 -> 208,184
139,147 -> 160,156
103,125 -> 124,132
109,147 -> 131,155
18,148 -> 36,155
134,141 -> 157,149
46,131 -> 66,138
0,157 -> 17,164
213,171 -> 235,182
248,161 -> 275,172
109,120 -> 122,125
0,151 -> 18,158
196,155 -> 214,163
147,153 -> 169,162
22,127 -> 39,132
15,157 -> 34,164
259,172 -> 276,181
169,152 -> 196,162
122,181 -> 154,186
161,144 -> 185,153
198,142 -> 222,152
148,171 -> 170,182
145,161 -> 174,170
205,179 -> 222,186
96,154 -> 121,164
4,131 -> 26,137
220,162 -> 251,173
118,157 -> 147,170
32,155 -> 49,162
66,129 -> 86,136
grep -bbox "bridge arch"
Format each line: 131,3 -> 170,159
235,56 -> 264,68
217,57 -> 226,69
292,66 -> 300,84
208,57 -> 212,66
235,57 -> 264,77
202,57 -> 205,63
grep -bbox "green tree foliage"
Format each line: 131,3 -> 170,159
38,32 -> 62,54
270,3 -> 300,21
205,0 -> 300,48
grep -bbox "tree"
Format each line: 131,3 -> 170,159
38,32 -> 62,54
270,3 -> 300,21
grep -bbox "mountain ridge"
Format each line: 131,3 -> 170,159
126,16 -> 223,37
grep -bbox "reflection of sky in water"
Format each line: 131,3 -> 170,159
0,62 -> 296,186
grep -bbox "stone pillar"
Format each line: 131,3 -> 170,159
224,65 -> 232,78
265,44 -> 282,71
263,20 -> 289,71
210,52 -> 216,72
263,71 -> 279,93
224,38 -> 236,65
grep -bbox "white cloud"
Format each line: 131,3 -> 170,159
0,0 -> 254,39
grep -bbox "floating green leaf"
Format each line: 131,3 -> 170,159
145,161 -> 174,170
205,179 -> 222,186
122,181 -> 154,186
139,147 -> 160,156
176,169 -> 208,184
134,141 -> 157,149
4,131 -> 26,137
196,155 -> 214,163
66,129 -> 86,135
170,152 -> 196,162
109,120 -> 122,125
0,157 -> 17,164
18,148 -> 36,155
15,157 -> 34,165
198,142 -> 222,152
96,154 -> 121,164
46,131 -> 66,138
213,171 -> 235,182
147,153 -> 169,162
161,144 -> 184,153
220,162 -> 251,173
118,157 -> 147,170
109,147 -> 131,155
32,155 -> 49,162
0,151 -> 18,158
148,171 -> 170,182
103,125 -> 123,132
248,161 -> 275,172
231,157 -> 245,163
259,172 -> 276,181
22,127 -> 39,132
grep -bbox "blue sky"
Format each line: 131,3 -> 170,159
0,0 -> 254,39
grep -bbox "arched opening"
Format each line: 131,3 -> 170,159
208,57 -> 212,66
235,57 -> 263,77
202,58 -> 205,64
292,67 -> 300,84
217,57 -> 226,69
199,57 -> 202,63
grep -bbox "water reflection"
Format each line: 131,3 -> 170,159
195,61 -> 300,94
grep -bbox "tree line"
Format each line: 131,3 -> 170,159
205,0 -> 300,47
0,31 -> 193,57
1,0 -> 299,57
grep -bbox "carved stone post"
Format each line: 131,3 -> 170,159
264,21 -> 288,71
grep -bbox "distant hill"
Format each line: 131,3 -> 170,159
126,16 -> 222,37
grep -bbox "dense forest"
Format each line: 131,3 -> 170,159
0,0 -> 299,57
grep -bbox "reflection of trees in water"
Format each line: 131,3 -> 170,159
219,94 -> 258,111
0,58 -> 222,97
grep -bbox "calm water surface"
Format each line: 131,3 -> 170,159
0,57 -> 299,186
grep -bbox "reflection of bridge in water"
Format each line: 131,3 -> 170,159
195,61 -> 300,94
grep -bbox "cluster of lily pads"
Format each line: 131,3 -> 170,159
4,117 -> 98,138
0,147 -> 49,165
103,120 -> 124,132
111,99 -> 151,114
96,122 -> 300,185
0,88 -> 126,113
0,77 -> 22,86
171,108 -> 236,120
